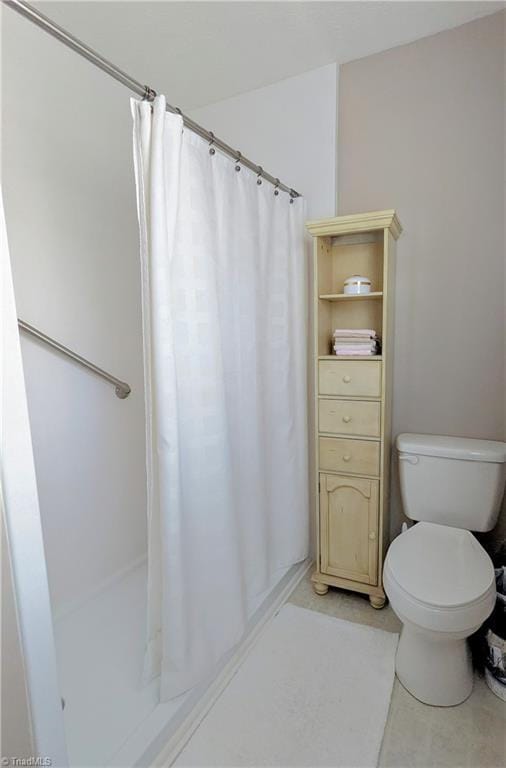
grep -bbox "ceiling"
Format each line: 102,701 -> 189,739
30,1 -> 506,110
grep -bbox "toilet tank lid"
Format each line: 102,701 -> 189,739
396,433 -> 506,463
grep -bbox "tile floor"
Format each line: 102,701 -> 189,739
288,573 -> 505,768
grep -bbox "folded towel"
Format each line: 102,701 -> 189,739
334,349 -> 377,355
333,340 -> 378,347
333,344 -> 377,350
334,348 -> 378,356
333,335 -> 379,355
333,329 -> 377,338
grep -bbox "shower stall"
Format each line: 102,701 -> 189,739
1,2 -> 309,765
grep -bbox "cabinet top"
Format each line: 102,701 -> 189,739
306,209 -> 402,240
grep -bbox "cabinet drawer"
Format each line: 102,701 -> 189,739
319,399 -> 381,437
319,360 -> 382,398
319,437 -> 380,476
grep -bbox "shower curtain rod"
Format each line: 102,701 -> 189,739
3,0 -> 301,198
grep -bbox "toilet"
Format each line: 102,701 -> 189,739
384,433 -> 506,707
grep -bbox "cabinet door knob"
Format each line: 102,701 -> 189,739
343,375 -> 351,383
369,531 -> 377,541
343,454 -> 351,462
342,415 -> 351,423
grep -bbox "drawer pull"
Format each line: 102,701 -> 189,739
342,415 -> 352,423
343,454 -> 352,462
369,531 -> 377,541
343,375 -> 352,383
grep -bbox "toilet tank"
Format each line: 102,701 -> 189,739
397,433 -> 506,531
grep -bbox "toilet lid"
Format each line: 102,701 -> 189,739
386,522 -> 494,608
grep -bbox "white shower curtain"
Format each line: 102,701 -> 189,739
132,96 -> 308,700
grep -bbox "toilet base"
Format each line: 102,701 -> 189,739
395,623 -> 474,706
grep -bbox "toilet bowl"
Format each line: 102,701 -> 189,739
384,433 -> 506,707
384,522 -> 496,705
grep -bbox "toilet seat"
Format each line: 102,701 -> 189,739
384,522 -> 496,633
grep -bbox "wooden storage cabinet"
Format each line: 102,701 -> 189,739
307,211 -> 402,608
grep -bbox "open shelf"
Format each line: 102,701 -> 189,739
319,292 -> 383,302
316,233 -> 385,356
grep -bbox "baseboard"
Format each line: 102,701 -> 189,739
53,554 -> 147,623
150,558 -> 312,767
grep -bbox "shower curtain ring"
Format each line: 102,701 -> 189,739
209,131 -> 216,155
142,85 -> 157,101
256,166 -> 263,185
274,178 -> 280,196
235,151 -> 242,171
289,188 -> 297,204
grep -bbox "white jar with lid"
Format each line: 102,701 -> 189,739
343,275 -> 371,295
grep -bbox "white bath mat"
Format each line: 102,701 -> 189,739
174,603 -> 398,767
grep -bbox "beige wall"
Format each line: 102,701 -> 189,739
338,11 -> 505,541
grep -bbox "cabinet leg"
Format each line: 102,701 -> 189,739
313,582 -> 329,596
369,595 -> 386,609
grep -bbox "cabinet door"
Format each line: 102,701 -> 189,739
320,474 -> 379,585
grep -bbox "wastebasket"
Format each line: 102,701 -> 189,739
482,566 -> 506,701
